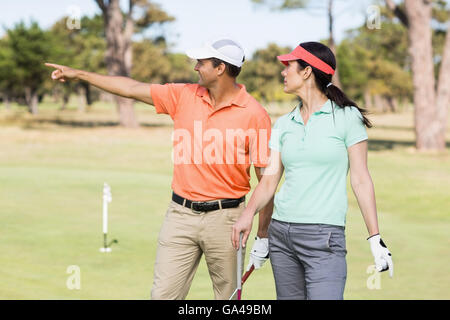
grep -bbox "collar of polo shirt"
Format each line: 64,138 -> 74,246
290,99 -> 334,122
196,84 -> 250,108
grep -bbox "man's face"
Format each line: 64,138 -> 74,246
194,59 -> 217,87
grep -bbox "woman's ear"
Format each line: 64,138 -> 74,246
303,66 -> 312,80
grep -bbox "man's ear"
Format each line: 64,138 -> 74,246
216,62 -> 226,76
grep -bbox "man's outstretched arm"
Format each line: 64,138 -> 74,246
44,63 -> 153,105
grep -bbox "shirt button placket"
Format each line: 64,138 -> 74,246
303,113 -> 318,148
299,124 -> 306,149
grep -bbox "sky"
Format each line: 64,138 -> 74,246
0,0 -> 373,56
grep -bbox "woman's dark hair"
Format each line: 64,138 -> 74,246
296,42 -> 372,128
210,57 -> 243,78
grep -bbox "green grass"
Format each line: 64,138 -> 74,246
0,101 -> 449,299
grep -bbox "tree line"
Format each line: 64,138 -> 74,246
0,0 -> 449,151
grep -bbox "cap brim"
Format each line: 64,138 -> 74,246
186,46 -> 216,60
277,54 -> 298,66
186,43 -> 244,68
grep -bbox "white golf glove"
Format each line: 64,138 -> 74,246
368,234 -> 394,278
247,237 -> 269,271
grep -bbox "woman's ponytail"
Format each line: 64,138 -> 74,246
325,84 -> 372,128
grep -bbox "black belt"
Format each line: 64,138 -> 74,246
172,192 -> 245,213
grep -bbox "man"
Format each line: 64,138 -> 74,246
45,36 -> 273,300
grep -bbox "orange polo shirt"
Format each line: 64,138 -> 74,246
150,83 -> 271,201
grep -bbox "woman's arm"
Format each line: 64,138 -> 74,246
348,140 -> 379,237
254,167 -> 275,239
231,150 -> 284,249
349,140 -> 394,277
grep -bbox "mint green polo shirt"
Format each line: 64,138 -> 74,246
269,99 -> 368,226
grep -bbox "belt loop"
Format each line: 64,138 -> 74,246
218,200 -> 222,210
183,199 -> 186,207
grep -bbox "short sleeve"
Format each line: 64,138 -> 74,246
150,83 -> 186,118
268,116 -> 283,152
250,112 -> 272,167
344,107 -> 368,147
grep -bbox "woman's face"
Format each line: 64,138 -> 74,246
281,60 -> 307,94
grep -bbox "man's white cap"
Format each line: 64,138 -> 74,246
186,37 -> 245,68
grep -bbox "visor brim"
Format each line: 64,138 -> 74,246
277,53 -> 299,66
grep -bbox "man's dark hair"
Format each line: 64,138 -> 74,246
210,57 -> 244,78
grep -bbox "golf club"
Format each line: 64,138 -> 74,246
229,234 -> 255,300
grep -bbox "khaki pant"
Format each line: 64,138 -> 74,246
151,200 -> 245,300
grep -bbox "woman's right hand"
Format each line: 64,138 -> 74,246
231,209 -> 255,250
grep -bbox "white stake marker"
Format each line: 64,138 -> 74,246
100,183 -> 113,253
103,183 -> 111,233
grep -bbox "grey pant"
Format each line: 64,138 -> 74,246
268,219 -> 347,300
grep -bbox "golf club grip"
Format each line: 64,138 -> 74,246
241,265 -> 255,284
237,233 -> 243,290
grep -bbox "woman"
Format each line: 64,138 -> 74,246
231,42 -> 393,300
